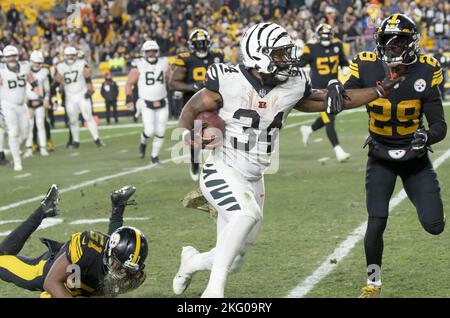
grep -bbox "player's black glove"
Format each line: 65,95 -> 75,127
192,82 -> 205,92
84,90 -> 93,99
411,128 -> 428,151
326,79 -> 350,115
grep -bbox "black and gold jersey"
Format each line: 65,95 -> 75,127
345,51 -> 444,146
300,39 -> 349,89
174,49 -> 224,103
63,230 -> 109,296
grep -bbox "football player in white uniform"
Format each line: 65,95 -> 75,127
126,40 -> 170,164
0,45 -> 41,171
0,49 -> 7,166
55,47 -> 103,148
173,22 -> 403,297
24,50 -> 51,158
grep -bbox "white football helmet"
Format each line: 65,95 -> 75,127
240,23 -> 300,81
141,40 -> 159,63
64,46 -> 78,65
3,45 -> 19,69
30,50 -> 44,71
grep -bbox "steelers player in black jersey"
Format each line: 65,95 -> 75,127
169,28 -> 224,182
298,24 -> 351,162
0,185 -> 148,298
335,14 -> 446,297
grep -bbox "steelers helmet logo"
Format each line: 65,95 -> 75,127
110,233 -> 121,248
414,79 -> 426,92
334,46 -> 339,53
214,57 -> 220,63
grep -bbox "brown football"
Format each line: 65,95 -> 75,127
194,112 -> 225,148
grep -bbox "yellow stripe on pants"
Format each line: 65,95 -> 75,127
0,256 -> 46,281
320,112 -> 331,124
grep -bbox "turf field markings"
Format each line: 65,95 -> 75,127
286,148 -> 450,298
69,152 -> 80,157
55,131 -> 140,148
14,173 -> 32,179
69,217 -> 149,225
317,157 -> 330,164
0,220 -> 22,226
0,154 -> 189,213
314,138 -> 323,143
74,170 -> 91,176
51,121 -> 178,133
0,218 -> 64,237
120,149 -> 129,153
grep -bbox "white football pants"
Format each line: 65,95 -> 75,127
196,153 -> 265,296
66,95 -> 99,143
2,101 -> 29,165
25,106 -> 46,149
138,98 -> 168,158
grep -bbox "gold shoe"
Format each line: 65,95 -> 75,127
47,139 -> 55,152
182,188 -> 217,221
359,285 -> 381,298
32,143 -> 39,153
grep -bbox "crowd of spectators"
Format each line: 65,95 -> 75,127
0,0 -> 448,75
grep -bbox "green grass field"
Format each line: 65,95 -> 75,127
0,104 -> 449,298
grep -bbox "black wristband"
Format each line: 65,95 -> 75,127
126,95 -> 133,103
30,81 -> 38,89
85,77 -> 92,84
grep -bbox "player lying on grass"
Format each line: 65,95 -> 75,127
0,184 -> 148,298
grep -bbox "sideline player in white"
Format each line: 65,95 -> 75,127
24,50 -> 51,158
125,40 -> 170,164
0,45 -> 41,171
173,22 -> 403,298
0,49 -> 8,166
55,46 -> 103,148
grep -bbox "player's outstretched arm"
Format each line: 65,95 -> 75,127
169,66 -> 195,92
43,254 -> 74,298
125,68 -> 139,110
179,88 -> 222,130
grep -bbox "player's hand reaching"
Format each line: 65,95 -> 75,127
326,79 -> 351,115
375,69 -> 406,97
411,128 -> 428,151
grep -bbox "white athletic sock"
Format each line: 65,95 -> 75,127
203,215 -> 257,297
8,134 -> 21,165
71,123 -> 80,143
86,118 -> 99,141
187,249 -> 215,274
140,132 -> 149,145
151,136 -> 164,158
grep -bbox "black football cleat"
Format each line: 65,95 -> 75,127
95,139 -> 104,148
111,185 -> 137,206
40,184 -> 60,218
72,142 -> 80,149
139,143 -> 146,159
151,156 -> 159,164
0,151 -> 9,165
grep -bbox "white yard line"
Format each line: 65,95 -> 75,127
51,121 -> 178,133
69,152 -> 80,157
55,131 -> 140,148
0,154 -> 189,213
0,220 -> 22,225
14,173 -> 32,179
286,148 -> 450,298
69,217 -> 149,225
0,218 -> 64,237
73,170 -> 91,176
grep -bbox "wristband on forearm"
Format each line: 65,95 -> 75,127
30,81 -> 38,89
85,77 -> 92,84
126,95 -> 133,104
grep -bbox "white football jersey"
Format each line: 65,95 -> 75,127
0,61 -> 31,105
205,64 -> 311,180
56,60 -> 88,96
26,67 -> 50,101
133,57 -> 169,101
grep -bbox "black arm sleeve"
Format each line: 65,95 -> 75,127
423,86 -> 447,145
204,64 -> 219,92
339,44 -> 350,67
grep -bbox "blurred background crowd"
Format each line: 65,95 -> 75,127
0,0 -> 448,120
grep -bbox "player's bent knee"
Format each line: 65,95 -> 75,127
241,192 -> 262,222
229,252 -> 246,274
421,220 -> 445,235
